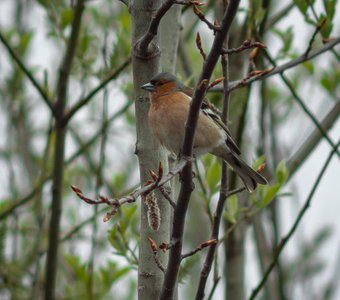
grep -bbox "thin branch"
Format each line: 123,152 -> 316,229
196,32 -> 206,60
158,185 -> 177,209
71,158 -> 190,221
0,31 -> 55,116
249,140 -> 340,300
192,5 -> 220,32
265,3 -> 294,30
160,1 -> 241,299
148,237 -> 166,273
63,57 -> 131,124
227,187 -> 246,197
221,40 -> 266,55
287,102 -> 340,177
44,1 -> 85,299
196,20 -> 231,298
182,239 -> 217,259
210,37 -> 340,92
304,18 -> 326,58
136,0 -> 176,55
0,100 -> 133,221
261,49 -> 340,158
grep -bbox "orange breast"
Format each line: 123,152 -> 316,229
148,91 -> 223,155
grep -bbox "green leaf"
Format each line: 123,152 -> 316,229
223,211 -> 236,224
178,255 -> 199,283
260,183 -> 281,208
252,155 -> 265,170
108,225 -> 126,253
61,9 -> 74,29
64,254 -> 89,284
224,195 -> 239,223
275,160 -> 289,184
205,156 -> 221,193
323,0 -> 337,20
319,14 -> 333,37
302,60 -> 315,74
293,0 -> 309,14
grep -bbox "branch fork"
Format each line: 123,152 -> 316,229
71,158 -> 190,221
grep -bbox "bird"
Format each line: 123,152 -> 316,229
141,72 -> 267,192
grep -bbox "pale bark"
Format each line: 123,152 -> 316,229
131,1 -> 180,299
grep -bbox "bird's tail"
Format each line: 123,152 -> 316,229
216,151 -> 268,192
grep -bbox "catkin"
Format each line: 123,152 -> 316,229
145,192 -> 161,231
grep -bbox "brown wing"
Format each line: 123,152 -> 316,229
182,86 -> 241,155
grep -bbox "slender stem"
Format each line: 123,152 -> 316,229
261,48 -> 340,158
287,102 -> 340,177
195,6 -> 231,296
211,37 -> 340,92
0,31 -> 55,115
44,1 -> 85,299
136,0 -> 176,55
63,57 -> 131,124
88,36 -> 110,296
0,100 -> 132,221
248,140 -> 340,300
160,1 -> 241,299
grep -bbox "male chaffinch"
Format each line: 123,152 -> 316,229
141,72 -> 267,192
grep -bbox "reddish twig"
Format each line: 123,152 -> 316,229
148,237 -> 166,273
221,39 -> 266,55
193,5 -> 220,32
196,32 -> 206,60
71,158 -> 190,222
209,37 -> 340,93
182,239 -> 217,259
136,0 -> 177,56
207,77 -> 225,90
159,185 -> 177,209
229,68 -> 274,91
160,1 -> 241,298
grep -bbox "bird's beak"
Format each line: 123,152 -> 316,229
140,82 -> 155,92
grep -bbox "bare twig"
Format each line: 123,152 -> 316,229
227,187 -> 246,197
63,57 -> 131,124
304,18 -> 326,58
196,32 -> 206,60
261,49 -> 340,158
265,3 -> 294,30
136,0 -> 176,55
160,1 -> 241,299
249,140 -> 340,300
71,158 -> 190,221
0,100 -> 133,221
148,237 -> 165,273
221,40 -> 266,55
158,185 -> 177,209
0,31 -> 54,116
196,20 -> 231,297
44,1 -> 85,299
182,239 -> 217,259
209,37 -> 340,92
193,5 -> 220,32
287,102 -> 340,177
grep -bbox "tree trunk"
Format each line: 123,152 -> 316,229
131,1 -> 180,299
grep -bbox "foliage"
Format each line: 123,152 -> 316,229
0,0 -> 338,299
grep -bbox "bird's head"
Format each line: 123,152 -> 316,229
141,72 -> 183,95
